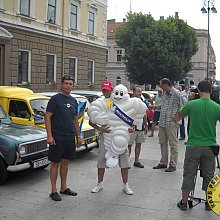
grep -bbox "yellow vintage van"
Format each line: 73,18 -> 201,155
0,86 -> 99,152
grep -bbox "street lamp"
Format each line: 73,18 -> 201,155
201,0 -> 217,81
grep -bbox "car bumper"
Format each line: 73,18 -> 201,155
7,162 -> 31,172
7,157 -> 50,172
75,141 -> 98,152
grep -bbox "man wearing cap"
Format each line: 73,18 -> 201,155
89,81 -> 133,195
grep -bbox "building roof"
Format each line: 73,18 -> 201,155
107,19 -> 125,38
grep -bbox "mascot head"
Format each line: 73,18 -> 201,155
111,84 -> 130,104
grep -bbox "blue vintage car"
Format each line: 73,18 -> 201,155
0,105 -> 49,184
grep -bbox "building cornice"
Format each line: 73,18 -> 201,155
0,21 -> 106,50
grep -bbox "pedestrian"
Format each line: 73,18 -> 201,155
146,104 -> 155,131
173,80 -> 220,210
128,85 -> 148,168
148,88 -> 163,137
45,74 -> 81,201
179,85 -> 189,140
89,81 -> 133,195
153,78 -> 185,172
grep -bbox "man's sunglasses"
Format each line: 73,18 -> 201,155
62,75 -> 74,81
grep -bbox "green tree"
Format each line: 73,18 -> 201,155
116,12 -> 198,86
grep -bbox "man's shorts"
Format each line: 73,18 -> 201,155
48,138 -> 76,162
97,134 -> 130,169
153,111 -> 160,123
181,146 -> 215,191
128,131 -> 145,145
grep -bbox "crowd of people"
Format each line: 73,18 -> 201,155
45,75 -> 220,214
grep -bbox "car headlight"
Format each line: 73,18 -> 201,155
80,133 -> 84,139
19,145 -> 26,155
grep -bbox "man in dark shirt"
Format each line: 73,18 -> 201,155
45,75 -> 81,201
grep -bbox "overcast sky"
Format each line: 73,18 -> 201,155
107,0 -> 220,80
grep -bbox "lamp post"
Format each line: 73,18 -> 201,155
201,0 -> 217,81
130,0 -> 132,12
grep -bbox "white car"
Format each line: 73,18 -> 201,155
37,92 -> 90,110
70,90 -> 104,103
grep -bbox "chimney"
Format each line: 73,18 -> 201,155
107,19 -> 116,24
160,16 -> 164,20
175,12 -> 179,18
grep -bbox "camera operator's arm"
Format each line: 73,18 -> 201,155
174,100 -> 191,123
172,111 -> 183,123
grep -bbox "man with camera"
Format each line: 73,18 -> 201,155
173,80 -> 220,211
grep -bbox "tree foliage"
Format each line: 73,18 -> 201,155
115,12 -> 198,85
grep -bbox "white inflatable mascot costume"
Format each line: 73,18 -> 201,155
88,84 -> 147,167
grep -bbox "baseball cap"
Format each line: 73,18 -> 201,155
101,81 -> 113,91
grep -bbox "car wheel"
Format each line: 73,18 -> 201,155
0,158 -> 8,185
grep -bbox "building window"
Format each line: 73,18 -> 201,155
0,0 -> 3,9
47,0 -> 56,23
46,54 -> 56,84
9,100 -> 31,119
117,50 -> 122,62
88,60 -> 94,85
88,11 -> 95,35
70,4 -> 77,30
18,50 -> 31,84
69,57 -> 77,83
20,0 -> 30,16
106,50 -> 108,63
116,76 -> 122,85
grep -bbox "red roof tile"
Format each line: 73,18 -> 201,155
107,20 -> 125,38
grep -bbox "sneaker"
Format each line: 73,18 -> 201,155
133,161 -> 144,168
123,183 -> 133,195
165,166 -> 176,172
177,200 -> 187,210
153,164 -> 167,169
91,182 -> 104,193
205,202 -> 212,211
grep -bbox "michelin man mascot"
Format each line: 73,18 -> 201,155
88,84 -> 147,167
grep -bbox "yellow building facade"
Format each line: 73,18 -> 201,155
0,0 -> 107,91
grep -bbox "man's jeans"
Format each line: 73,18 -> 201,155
179,118 -> 185,139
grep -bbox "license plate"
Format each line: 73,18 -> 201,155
32,157 -> 49,169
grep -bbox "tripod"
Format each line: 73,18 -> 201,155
188,155 -> 220,209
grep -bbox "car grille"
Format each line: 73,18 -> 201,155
83,129 -> 96,139
19,139 -> 48,156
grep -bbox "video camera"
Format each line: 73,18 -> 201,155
189,85 -> 220,104
211,86 -> 220,104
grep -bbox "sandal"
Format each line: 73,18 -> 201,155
50,192 -> 61,201
148,134 -> 153,137
60,188 -> 77,196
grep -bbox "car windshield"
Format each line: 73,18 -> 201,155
0,106 -> 7,119
30,99 -> 49,116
